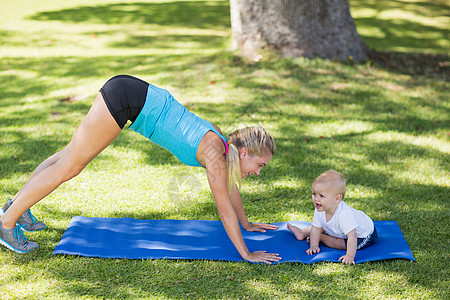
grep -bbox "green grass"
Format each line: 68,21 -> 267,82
0,0 -> 449,299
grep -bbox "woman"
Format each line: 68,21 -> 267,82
0,75 -> 281,264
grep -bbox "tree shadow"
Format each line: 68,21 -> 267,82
1,51 -> 447,200
348,0 -> 449,77
368,50 -> 449,78
17,255 -> 360,299
28,1 -> 231,29
110,33 -> 229,49
1,0 -> 448,295
350,0 -> 449,51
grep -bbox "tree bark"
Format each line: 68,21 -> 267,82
230,0 -> 370,61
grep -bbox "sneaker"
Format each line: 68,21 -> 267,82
0,221 -> 39,253
0,199 -> 46,232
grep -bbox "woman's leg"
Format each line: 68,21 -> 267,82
1,93 -> 121,229
11,150 -> 64,203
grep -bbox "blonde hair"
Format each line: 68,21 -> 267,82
313,169 -> 346,199
226,126 -> 276,194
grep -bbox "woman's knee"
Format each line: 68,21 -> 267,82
53,150 -> 88,182
58,162 -> 86,182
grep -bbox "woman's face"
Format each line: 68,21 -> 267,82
239,148 -> 273,178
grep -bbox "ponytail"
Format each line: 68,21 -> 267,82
225,126 -> 276,194
226,143 -> 242,194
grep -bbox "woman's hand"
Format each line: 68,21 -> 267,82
244,223 -> 278,233
244,251 -> 281,264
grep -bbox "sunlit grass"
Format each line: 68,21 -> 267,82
350,0 -> 450,53
0,0 -> 449,299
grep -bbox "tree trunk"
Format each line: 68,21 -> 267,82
230,0 -> 370,61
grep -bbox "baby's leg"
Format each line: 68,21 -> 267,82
287,224 -> 312,241
320,234 -> 346,250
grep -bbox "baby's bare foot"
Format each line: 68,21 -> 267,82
287,223 -> 306,241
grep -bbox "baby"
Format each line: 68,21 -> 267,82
288,170 -> 377,264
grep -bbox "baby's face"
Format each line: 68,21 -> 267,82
311,179 -> 341,213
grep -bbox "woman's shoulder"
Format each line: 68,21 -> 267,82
197,130 -> 227,167
211,123 -> 223,135
202,130 -> 226,151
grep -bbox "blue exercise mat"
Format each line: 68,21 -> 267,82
53,217 -> 415,264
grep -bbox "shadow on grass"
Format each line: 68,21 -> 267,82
20,0 -> 449,80
1,1 -> 448,298
1,51 -> 447,187
29,1 -> 230,29
1,48 -> 448,300
110,33 -> 228,49
17,255 -> 360,299
349,0 -> 450,77
350,0 -> 449,51
368,51 -> 449,78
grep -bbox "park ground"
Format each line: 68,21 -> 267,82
0,0 -> 448,299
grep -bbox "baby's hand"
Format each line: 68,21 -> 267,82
306,246 -> 320,255
339,254 -> 355,265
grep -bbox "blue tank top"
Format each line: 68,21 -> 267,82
128,84 -> 227,167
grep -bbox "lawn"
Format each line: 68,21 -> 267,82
0,0 -> 448,299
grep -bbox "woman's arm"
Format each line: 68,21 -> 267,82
229,184 -> 278,232
206,158 -> 280,263
207,169 -> 250,259
228,184 -> 250,229
199,134 -> 280,263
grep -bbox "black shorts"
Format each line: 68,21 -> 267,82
99,75 -> 149,129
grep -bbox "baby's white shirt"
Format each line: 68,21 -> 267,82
312,201 -> 374,239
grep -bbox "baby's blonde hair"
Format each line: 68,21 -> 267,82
226,126 -> 276,194
313,169 -> 346,199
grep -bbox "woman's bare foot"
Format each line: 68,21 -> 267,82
287,223 -> 307,241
